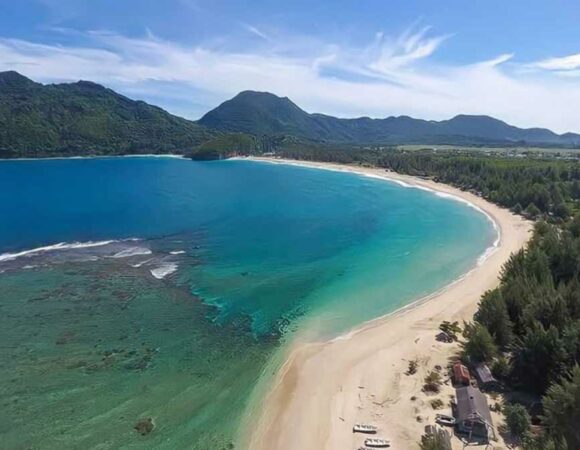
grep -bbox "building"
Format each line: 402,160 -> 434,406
453,362 -> 470,386
455,386 -> 494,442
473,363 -> 500,391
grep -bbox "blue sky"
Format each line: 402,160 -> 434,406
2,0 -> 580,132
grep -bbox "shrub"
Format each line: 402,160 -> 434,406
407,359 -> 418,375
420,431 -> 450,450
423,371 -> 443,393
439,321 -> 462,340
430,398 -> 444,409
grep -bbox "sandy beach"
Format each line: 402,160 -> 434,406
242,157 -> 533,450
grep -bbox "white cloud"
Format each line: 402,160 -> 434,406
1,28 -> 580,133
532,53 -> 580,71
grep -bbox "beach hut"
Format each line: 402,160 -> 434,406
453,362 -> 470,386
473,363 -> 500,391
454,386 -> 494,442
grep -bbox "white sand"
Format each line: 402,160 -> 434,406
242,157 -> 532,450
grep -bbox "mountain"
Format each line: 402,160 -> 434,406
2,72 -> 579,158
0,71 -> 219,157
199,91 -> 580,147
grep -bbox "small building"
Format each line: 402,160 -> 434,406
473,363 -> 500,391
453,362 -> 470,386
455,386 -> 494,442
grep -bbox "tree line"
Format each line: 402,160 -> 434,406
464,219 -> 580,449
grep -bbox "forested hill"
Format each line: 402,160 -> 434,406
199,90 -> 580,147
0,71 -> 220,158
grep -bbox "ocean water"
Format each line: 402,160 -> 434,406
0,157 -> 496,449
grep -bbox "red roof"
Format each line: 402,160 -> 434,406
453,362 -> 470,385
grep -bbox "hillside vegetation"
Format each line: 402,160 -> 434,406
0,71 -> 218,157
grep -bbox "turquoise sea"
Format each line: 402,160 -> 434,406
0,157 -> 496,449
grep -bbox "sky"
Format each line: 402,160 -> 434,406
2,0 -> 580,132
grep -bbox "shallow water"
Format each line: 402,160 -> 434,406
0,157 -> 495,449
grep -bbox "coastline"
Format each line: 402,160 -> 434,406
241,157 -> 532,450
0,153 -> 186,162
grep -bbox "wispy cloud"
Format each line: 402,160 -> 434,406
478,53 -> 514,68
367,26 -> 450,74
241,23 -> 270,41
1,26 -> 580,133
532,53 -> 580,71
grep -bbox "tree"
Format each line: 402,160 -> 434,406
554,202 -> 571,220
492,355 -> 510,379
511,324 -> 567,394
504,403 -> 531,443
524,246 -> 553,284
525,202 -> 541,219
542,365 -> 580,449
475,290 -> 513,348
462,322 -> 498,363
522,434 -> 564,450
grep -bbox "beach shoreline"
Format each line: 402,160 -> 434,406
0,153 -> 186,162
241,157 -> 532,450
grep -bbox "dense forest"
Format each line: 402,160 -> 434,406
465,218 -> 580,449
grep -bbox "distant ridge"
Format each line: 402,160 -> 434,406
1,71 -> 579,158
0,71 -> 218,157
199,91 -> 580,147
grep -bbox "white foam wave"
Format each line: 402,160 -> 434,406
131,258 -> 153,268
169,250 -> 186,255
1,154 -> 185,162
0,240 -> 114,262
0,238 -> 140,263
150,263 -> 178,279
111,247 -> 152,258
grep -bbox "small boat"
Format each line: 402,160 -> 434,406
353,423 -> 378,434
364,438 -> 390,448
435,414 -> 456,427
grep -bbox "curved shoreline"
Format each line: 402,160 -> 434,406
241,157 -> 532,450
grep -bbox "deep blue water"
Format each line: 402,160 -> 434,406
0,157 -> 496,449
